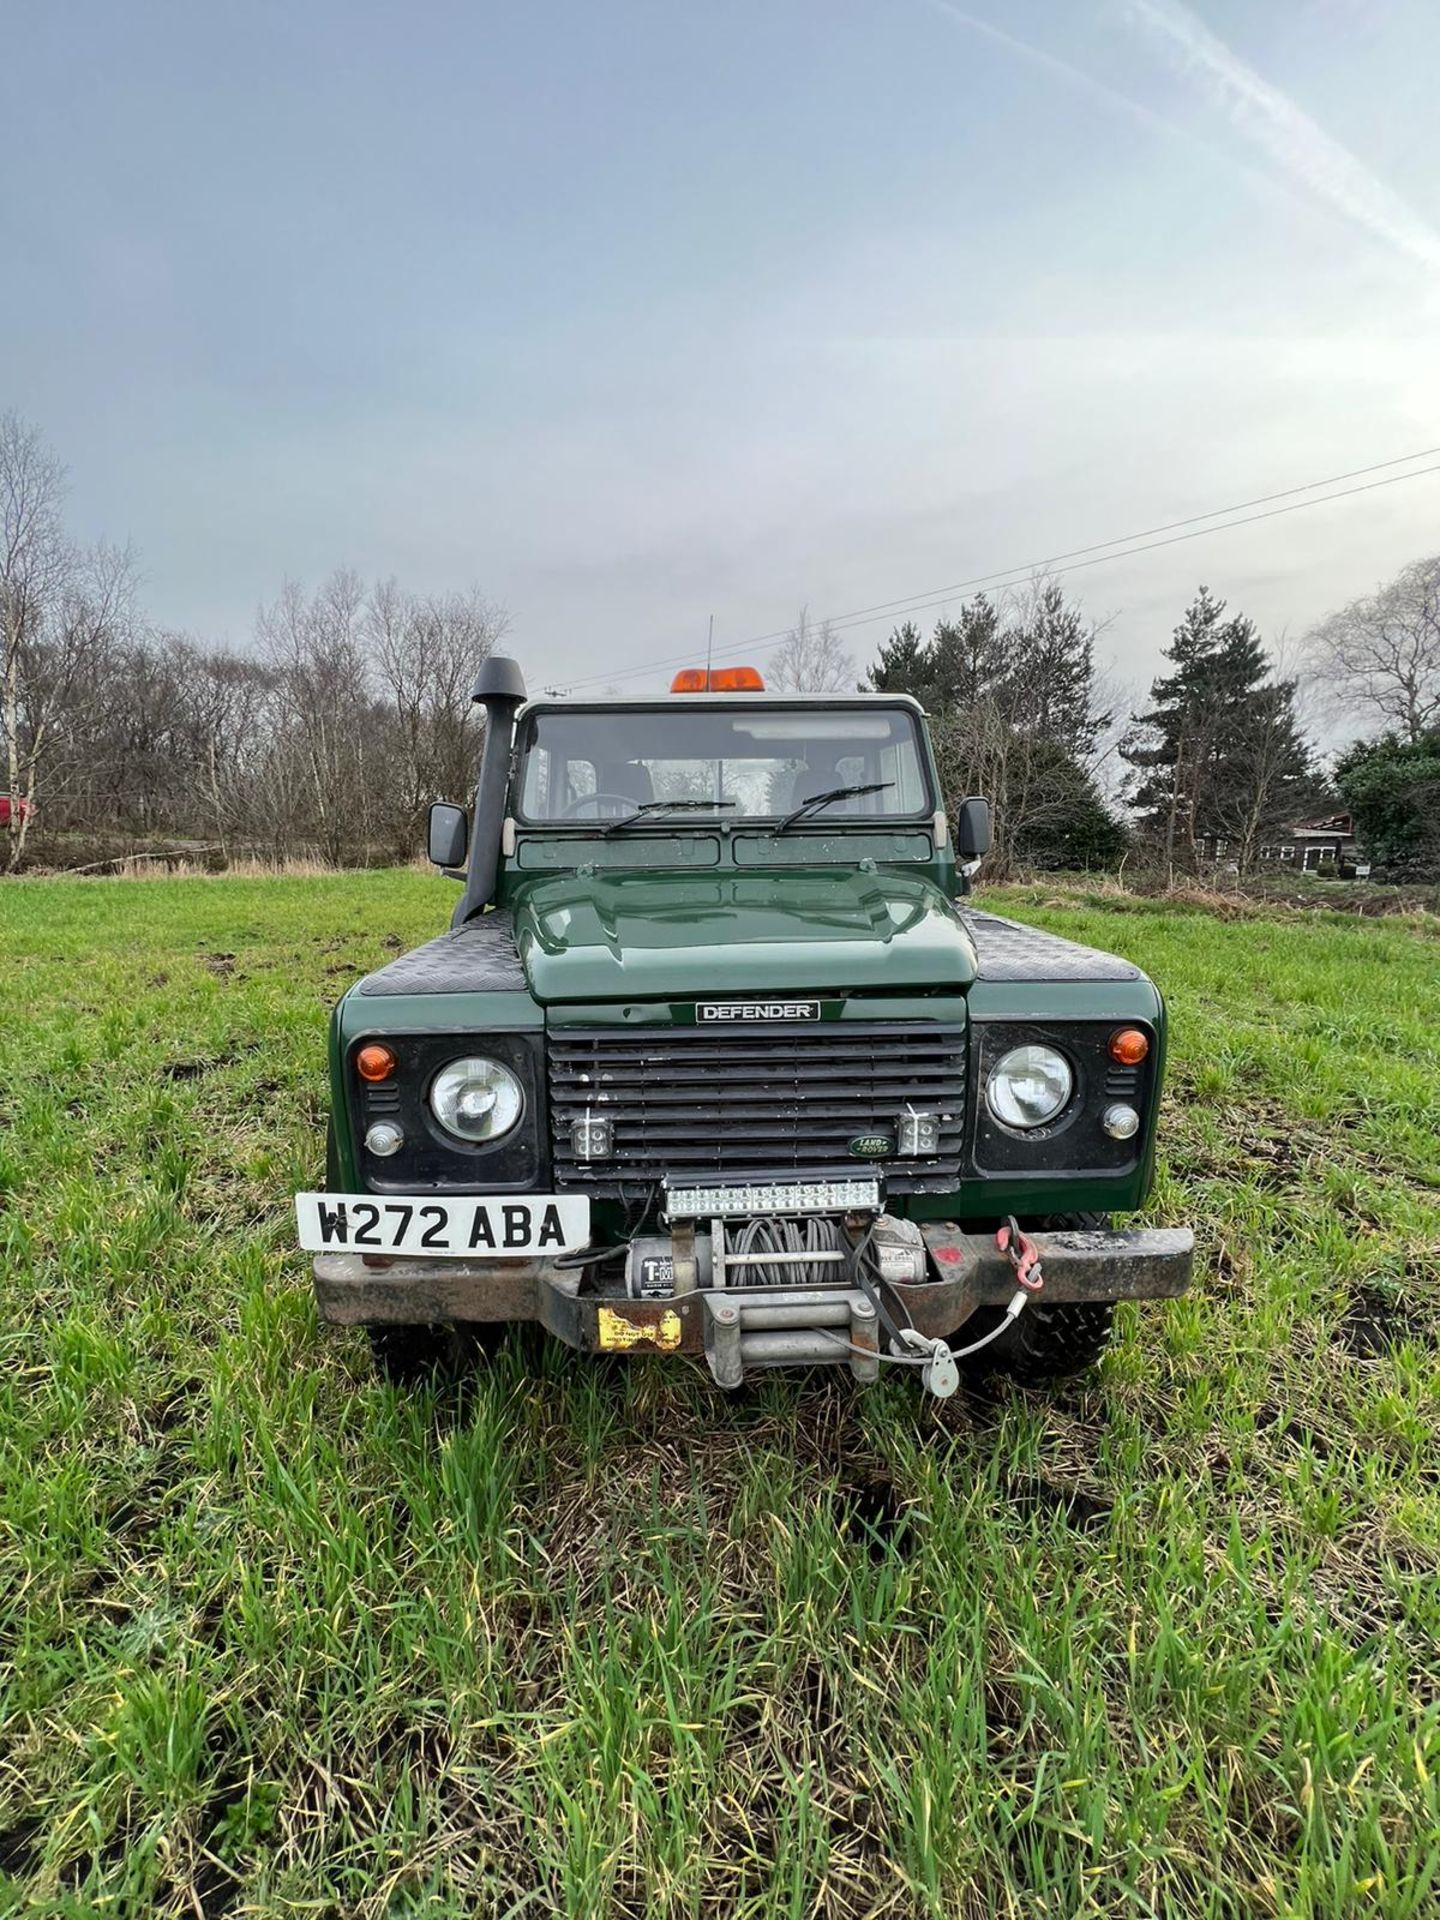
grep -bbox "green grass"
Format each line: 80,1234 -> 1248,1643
1,872 -> 1438,1919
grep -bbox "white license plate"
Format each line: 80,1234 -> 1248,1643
296,1192 -> 590,1259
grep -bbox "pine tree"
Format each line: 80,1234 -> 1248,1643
866,596 -> 1007,709
928,596 -> 1005,709
1123,587 -> 1315,871
1124,586 -> 1223,865
867,620 -> 930,695
865,584 -> 1124,874
1005,580 -> 1109,759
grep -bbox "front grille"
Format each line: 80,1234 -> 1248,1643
549,1021 -> 967,1195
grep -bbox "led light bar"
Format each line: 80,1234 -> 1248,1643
664,1177 -> 881,1220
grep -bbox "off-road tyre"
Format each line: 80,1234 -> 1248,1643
962,1214 -> 1116,1384
367,1321 -> 511,1385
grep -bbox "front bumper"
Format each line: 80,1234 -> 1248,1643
314,1222 -> 1193,1380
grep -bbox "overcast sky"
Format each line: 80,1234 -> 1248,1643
4,0 -> 1439,703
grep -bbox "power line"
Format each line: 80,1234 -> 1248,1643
553,443 -> 1440,692
561,450 -> 1440,689
816,460 -> 1440,638
788,444 -> 1440,639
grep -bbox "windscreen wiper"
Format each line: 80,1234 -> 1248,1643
777,781 -> 894,832
602,798 -> 737,836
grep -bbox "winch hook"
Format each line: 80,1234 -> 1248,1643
997,1216 -> 1046,1294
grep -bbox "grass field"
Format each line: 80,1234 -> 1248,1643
1,873 -> 1438,1919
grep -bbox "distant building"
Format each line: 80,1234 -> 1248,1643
1259,812 -> 1362,876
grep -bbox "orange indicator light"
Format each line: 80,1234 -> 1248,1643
1108,1028 -> 1150,1067
356,1042 -> 397,1082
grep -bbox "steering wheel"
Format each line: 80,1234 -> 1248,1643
559,792 -> 641,820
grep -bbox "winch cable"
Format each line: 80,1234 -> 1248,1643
838,1216 -> 969,1391
845,1216 -> 921,1348
832,1215 -> 1043,1387
553,1243 -> 630,1269
554,1181 -> 663,1273
729,1214 -> 840,1288
811,1293 -> 1032,1367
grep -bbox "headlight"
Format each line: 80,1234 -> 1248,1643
986,1044 -> 1073,1130
430,1056 -> 524,1143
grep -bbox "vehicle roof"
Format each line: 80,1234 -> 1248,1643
518,690 -> 927,717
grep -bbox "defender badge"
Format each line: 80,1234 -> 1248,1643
696,999 -> 822,1022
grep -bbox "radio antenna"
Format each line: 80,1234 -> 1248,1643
705,613 -> 714,678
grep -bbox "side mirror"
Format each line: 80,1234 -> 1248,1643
955,796 -> 992,859
427,801 -> 469,870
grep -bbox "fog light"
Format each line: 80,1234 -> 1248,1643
365,1120 -> 405,1156
1102,1104 -> 1140,1141
572,1114 -> 613,1159
898,1109 -> 941,1156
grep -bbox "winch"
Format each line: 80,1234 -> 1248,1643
619,1204 -> 937,1390
623,1211 -> 927,1297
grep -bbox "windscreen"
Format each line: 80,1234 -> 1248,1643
516,704 -> 931,824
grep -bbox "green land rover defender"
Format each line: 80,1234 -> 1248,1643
297,657 -> 1193,1398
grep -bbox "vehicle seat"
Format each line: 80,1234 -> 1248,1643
775,764 -> 816,814
601,762 -> 654,806
778,760 -> 853,814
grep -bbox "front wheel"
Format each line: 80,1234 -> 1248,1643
959,1214 -> 1116,1383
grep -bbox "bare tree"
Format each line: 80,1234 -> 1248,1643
257,570 -> 377,863
1304,556 -> 1440,744
249,573 -> 508,863
24,543 -> 136,835
1,414 -> 140,870
1,413 -> 71,869
1,411 -> 512,873
367,582 -> 506,852
170,637 -> 278,856
767,608 -> 856,693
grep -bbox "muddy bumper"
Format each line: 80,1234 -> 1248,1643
313,1223 -> 1193,1379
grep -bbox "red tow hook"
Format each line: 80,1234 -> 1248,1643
997,1216 -> 1046,1293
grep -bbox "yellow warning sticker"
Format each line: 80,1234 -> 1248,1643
596,1306 -> 683,1352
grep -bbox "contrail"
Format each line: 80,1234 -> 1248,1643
924,0 -> 1184,144
1119,0 -> 1440,273
922,1 -> 1320,224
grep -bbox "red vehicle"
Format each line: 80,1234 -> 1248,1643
0,796 -> 33,827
